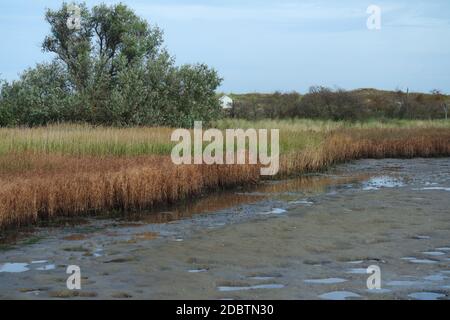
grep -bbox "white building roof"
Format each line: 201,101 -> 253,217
219,95 -> 233,109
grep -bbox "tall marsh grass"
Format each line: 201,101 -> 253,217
1,120 -> 449,229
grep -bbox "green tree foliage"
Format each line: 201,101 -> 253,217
0,2 -> 222,127
0,62 -> 73,126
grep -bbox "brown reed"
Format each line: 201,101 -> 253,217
1,127 -> 449,229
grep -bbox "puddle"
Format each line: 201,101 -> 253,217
416,187 -> 450,192
304,278 -> 347,284
408,292 -> 446,300
36,264 -> 56,271
319,291 -> 361,300
436,247 -> 450,251
248,276 -> 277,281
424,274 -> 447,281
362,176 -> 404,191
270,208 -> 287,214
413,235 -> 431,240
290,200 -> 314,206
366,288 -> 392,294
0,263 -> 30,273
422,251 -> 446,256
188,269 -> 208,273
387,280 -> 426,287
217,284 -> 285,292
25,290 -> 42,296
347,260 -> 364,265
93,248 -> 104,258
408,259 -> 438,264
31,260 -> 48,264
259,208 -> 287,215
346,268 -> 368,274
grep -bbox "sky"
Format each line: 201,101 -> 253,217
0,0 -> 449,93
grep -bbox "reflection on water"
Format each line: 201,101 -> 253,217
422,251 -> 446,256
318,291 -> 361,300
188,269 -> 208,273
122,192 -> 266,224
401,257 -> 438,264
252,173 -> 372,195
362,176 -> 404,190
217,284 -> 285,292
345,268 -> 368,274
0,171 -> 375,246
304,278 -> 348,284
36,264 -> 55,271
408,292 -> 446,300
0,263 -> 29,273
119,173 -> 372,225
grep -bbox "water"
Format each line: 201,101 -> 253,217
318,291 -> 361,300
422,251 -> 446,256
217,284 -> 285,292
1,158 -> 450,299
408,292 -> 446,300
188,269 -> 208,273
408,259 -> 438,265
424,274 -> 447,281
304,278 -> 348,284
346,268 -> 368,275
0,263 -> 29,273
36,264 -> 56,271
362,176 -> 404,191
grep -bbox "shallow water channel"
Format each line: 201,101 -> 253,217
1,158 -> 450,300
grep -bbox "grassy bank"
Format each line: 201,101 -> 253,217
1,120 -> 450,229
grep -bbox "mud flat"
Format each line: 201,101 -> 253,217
1,158 -> 450,300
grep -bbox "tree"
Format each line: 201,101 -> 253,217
1,2 -> 222,127
0,62 -> 73,126
0,80 -> 13,126
43,3 -> 92,93
431,90 -> 448,120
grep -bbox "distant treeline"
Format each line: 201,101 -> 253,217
228,87 -> 449,121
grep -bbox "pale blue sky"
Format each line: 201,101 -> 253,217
0,0 -> 449,93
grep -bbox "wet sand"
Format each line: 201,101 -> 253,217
1,158 -> 450,300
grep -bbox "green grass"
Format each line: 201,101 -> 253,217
0,119 -> 449,158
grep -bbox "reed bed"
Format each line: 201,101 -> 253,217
0,121 -> 449,229
278,128 -> 450,176
0,155 -> 260,228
